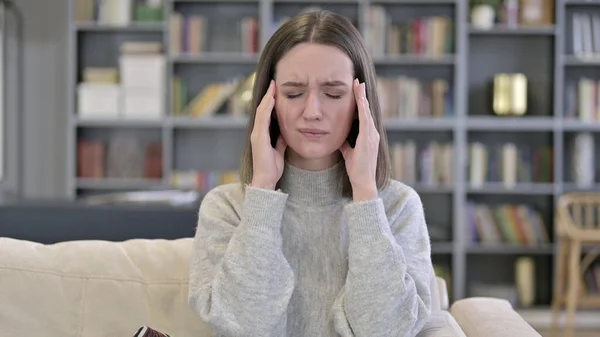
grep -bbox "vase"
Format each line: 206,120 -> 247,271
471,5 -> 495,30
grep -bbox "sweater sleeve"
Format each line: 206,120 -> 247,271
188,185 -> 295,337
331,187 -> 433,337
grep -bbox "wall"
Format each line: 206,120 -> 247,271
1,0 -> 68,200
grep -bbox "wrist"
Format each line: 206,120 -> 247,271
250,178 -> 276,190
352,184 -> 378,201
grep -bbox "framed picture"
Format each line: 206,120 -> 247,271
519,0 -> 554,26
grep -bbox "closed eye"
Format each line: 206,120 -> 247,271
285,93 -> 343,100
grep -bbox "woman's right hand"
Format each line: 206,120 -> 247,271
249,80 -> 287,190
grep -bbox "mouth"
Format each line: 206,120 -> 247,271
298,128 -> 328,139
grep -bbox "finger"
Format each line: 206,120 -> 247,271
275,134 -> 287,156
256,80 -> 275,132
339,140 -> 352,160
357,83 -> 370,135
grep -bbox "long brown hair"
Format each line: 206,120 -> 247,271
239,10 -> 391,196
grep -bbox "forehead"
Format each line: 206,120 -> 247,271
275,43 -> 354,81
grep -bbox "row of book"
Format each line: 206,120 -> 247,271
466,202 -> 550,246
572,12 -> 600,59
468,142 -> 553,187
170,170 -> 239,193
171,73 -> 255,117
564,78 -> 600,122
365,6 -> 453,58
390,141 -> 453,187
77,42 -> 165,120
77,138 -> 162,180
169,13 -> 259,55
74,0 -> 163,24
378,77 -> 453,120
584,263 -> 600,295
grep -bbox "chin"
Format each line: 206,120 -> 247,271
288,141 -> 341,161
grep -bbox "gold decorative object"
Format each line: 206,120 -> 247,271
493,73 -> 527,116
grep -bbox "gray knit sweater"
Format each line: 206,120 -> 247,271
188,161 -> 434,337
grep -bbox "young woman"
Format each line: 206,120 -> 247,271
188,10 -> 434,337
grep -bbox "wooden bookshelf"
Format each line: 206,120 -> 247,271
67,0 -> 600,310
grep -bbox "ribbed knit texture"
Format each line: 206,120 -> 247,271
188,160 -> 434,337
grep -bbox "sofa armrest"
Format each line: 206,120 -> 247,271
436,277 -> 449,311
450,297 -> 541,337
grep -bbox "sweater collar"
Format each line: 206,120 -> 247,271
278,160 -> 346,207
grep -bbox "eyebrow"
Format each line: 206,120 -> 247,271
280,80 -> 348,88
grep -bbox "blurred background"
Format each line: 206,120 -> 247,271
0,0 -> 599,336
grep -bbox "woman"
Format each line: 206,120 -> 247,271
188,10 -> 434,337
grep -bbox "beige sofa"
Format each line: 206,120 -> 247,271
0,237 -> 541,337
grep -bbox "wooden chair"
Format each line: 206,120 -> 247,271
551,192 -> 600,337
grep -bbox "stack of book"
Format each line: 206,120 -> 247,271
77,67 -> 121,119
119,42 -> 166,119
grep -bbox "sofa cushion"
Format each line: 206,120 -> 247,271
0,237 -> 211,337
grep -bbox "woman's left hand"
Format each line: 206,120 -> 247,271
339,78 -> 380,201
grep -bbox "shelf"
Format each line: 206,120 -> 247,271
273,0 -> 359,3
563,183 -> 600,193
562,119 -> 600,131
369,0 -> 457,5
412,184 -> 454,193
467,183 -> 555,195
469,25 -> 556,36
563,55 -> 600,66
467,244 -> 554,255
565,0 -> 600,5
170,116 -> 249,129
384,118 -> 455,131
373,54 -> 456,66
76,178 -> 165,190
466,116 -> 555,131
73,117 -> 165,128
66,0 -> 585,306
74,22 -> 165,32
171,53 -> 259,64
173,0 -> 259,3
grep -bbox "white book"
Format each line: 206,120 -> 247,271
502,143 -> 517,188
573,132 -> 595,188
469,142 -> 487,188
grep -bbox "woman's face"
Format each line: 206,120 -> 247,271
273,42 -> 356,169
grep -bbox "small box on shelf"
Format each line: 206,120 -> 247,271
77,83 -> 121,120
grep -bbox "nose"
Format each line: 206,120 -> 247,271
301,91 -> 322,120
